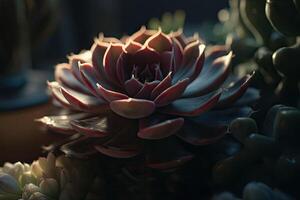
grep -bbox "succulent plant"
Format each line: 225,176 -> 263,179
266,0 -> 300,37
213,105 -> 300,198
38,27 -> 258,171
0,153 -> 105,200
213,182 -> 293,200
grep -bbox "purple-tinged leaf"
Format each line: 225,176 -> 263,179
116,52 -> 127,84
151,72 -> 172,99
96,83 -> 129,102
188,45 -> 206,82
135,81 -> 160,99
172,43 -> 205,84
154,78 -> 190,107
160,90 -> 222,117
124,40 -> 143,54
95,117 -> 142,158
177,120 -> 227,145
130,26 -> 157,45
61,86 -> 108,113
78,63 -> 108,98
182,40 -> 201,66
182,52 -> 232,97
36,113 -> 92,134
146,137 -> 193,170
160,51 -> 173,75
202,45 -> 228,72
48,82 -> 73,109
95,145 -> 141,158
217,72 -> 255,108
138,117 -> 184,139
133,46 -> 160,66
103,43 -> 124,87
68,51 -> 92,81
55,63 -> 90,94
124,77 -> 143,97
154,65 -> 163,80
185,33 -> 202,46
110,98 -> 155,119
146,29 -> 172,53
170,29 -> 187,48
171,38 -> 183,73
70,116 -> 112,138
91,38 -> 109,72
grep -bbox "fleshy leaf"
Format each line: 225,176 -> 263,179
94,145 -> 141,158
160,51 -> 173,75
110,98 -> 155,119
130,26 -> 157,45
171,38 -> 184,72
96,83 -> 129,102
48,82 -> 73,109
151,72 -> 172,99
135,81 -> 160,99
170,29 -> 187,48
183,52 -> 232,97
146,29 -> 172,53
138,117 -> 184,140
160,90 -> 222,116
70,116 -> 111,138
68,51 -> 92,81
217,72 -> 255,108
124,40 -> 143,54
36,113 -> 92,134
133,46 -> 160,66
154,78 -> 190,107
91,38 -> 109,72
103,43 -> 124,86
61,86 -> 108,113
55,63 -> 90,94
146,137 -> 193,170
79,63 -> 109,98
172,43 -> 205,84
177,121 -> 227,145
124,77 -> 143,97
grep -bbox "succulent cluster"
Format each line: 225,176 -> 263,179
0,153 -> 104,200
213,105 -> 300,198
213,182 -> 293,200
214,0 -> 300,109
38,26 -> 258,170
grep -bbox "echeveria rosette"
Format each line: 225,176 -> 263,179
39,27 -> 258,170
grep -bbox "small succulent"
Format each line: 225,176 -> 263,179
38,27 -> 258,170
0,153 -> 105,200
213,182 -> 293,200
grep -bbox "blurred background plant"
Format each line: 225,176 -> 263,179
212,105 -> 300,199
147,10 -> 185,33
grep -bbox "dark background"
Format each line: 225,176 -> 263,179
33,0 -> 228,68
